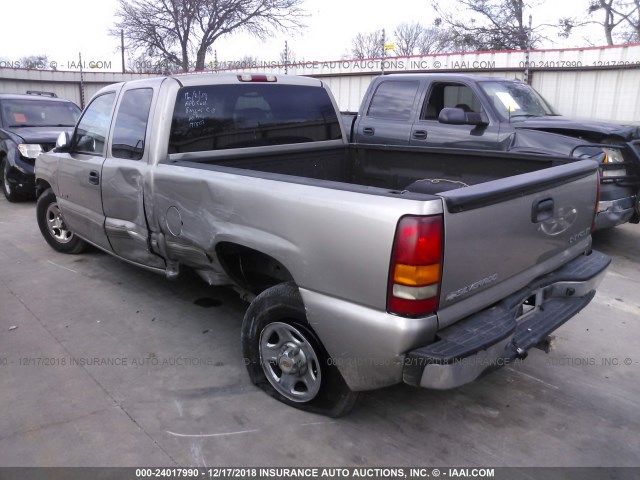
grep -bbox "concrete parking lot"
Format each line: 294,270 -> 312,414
1,195 -> 639,467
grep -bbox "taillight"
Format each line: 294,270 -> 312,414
601,147 -> 627,177
388,215 -> 443,317
592,171 -> 601,233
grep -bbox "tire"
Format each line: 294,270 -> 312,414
36,188 -> 87,254
242,282 -> 359,417
1,159 -> 21,202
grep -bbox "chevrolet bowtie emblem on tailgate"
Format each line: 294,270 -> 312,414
540,206 -> 578,236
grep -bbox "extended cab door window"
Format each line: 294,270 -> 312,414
72,93 -> 115,155
101,85 -> 165,269
367,81 -> 420,121
357,80 -> 420,145
111,88 -> 153,160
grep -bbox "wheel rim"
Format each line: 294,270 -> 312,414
259,322 -> 322,403
45,203 -> 74,244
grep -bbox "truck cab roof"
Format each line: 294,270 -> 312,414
379,73 -> 515,83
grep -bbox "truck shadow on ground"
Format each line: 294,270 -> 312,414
592,224 -> 640,261
66,235 -> 636,467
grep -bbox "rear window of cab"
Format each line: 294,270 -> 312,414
168,84 -> 342,153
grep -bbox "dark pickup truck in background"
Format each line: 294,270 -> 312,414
345,74 -> 640,230
0,92 -> 81,201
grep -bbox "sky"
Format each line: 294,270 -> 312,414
0,0 -> 606,72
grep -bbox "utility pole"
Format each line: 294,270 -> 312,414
121,29 -> 126,73
524,14 -> 532,84
79,52 -> 85,109
381,29 -> 385,74
284,40 -> 289,75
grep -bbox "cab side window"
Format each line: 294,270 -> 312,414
367,81 -> 420,121
112,89 -> 153,160
421,83 -> 483,120
73,93 -> 116,155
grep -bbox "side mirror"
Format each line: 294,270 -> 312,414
76,135 -> 96,153
55,131 -> 70,152
438,107 -> 489,126
438,107 -> 467,125
465,111 -> 489,126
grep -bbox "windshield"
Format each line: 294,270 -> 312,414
479,81 -> 559,120
0,99 -> 81,127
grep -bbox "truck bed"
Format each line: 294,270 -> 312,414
171,143 -> 570,194
167,142 -> 598,329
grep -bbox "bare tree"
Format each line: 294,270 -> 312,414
393,23 -> 459,55
126,53 -> 183,74
126,54 -> 151,73
114,0 -> 305,72
350,31 -> 383,59
394,23 -> 424,56
557,17 -> 587,40
432,0 -> 538,50
418,26 -> 459,53
627,0 -> 640,40
589,0 -> 626,44
19,55 -> 49,69
218,55 -> 262,69
620,0 -> 640,41
588,0 -> 639,44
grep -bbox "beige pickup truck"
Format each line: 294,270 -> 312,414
35,73 -> 609,416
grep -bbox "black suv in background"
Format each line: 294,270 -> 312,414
0,92 -> 81,201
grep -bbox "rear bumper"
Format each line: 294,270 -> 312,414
595,196 -> 636,230
403,250 -> 610,389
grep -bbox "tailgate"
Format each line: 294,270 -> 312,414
436,160 -> 599,328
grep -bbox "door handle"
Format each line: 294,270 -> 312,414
532,198 -> 554,223
89,170 -> 100,185
413,130 -> 428,140
362,127 -> 375,136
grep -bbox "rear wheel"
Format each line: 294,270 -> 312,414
36,189 -> 87,254
241,282 -> 358,417
1,159 -> 21,202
